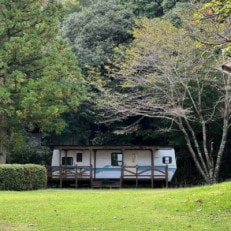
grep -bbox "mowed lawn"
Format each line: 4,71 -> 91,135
0,182 -> 231,231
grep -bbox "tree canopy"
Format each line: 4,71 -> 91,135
61,0 -> 135,74
194,0 -> 231,54
97,15 -> 230,183
51,0 -> 136,147
0,0 -> 85,162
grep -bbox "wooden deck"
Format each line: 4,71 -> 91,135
47,165 -> 169,189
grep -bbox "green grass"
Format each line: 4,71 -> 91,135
0,182 -> 231,231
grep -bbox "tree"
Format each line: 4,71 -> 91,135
194,0 -> 231,54
98,17 -> 229,184
119,0 -> 191,19
163,2 -> 192,27
119,0 -> 164,18
61,0 -> 134,75
58,0 -> 94,13
51,0 -> 135,146
0,0 -> 85,163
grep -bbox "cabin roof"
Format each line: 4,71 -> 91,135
53,145 -> 173,150
217,61 -> 231,74
222,61 -> 231,73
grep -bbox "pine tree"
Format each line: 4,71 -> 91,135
0,0 -> 85,163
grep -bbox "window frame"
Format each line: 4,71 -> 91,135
62,157 -> 73,166
162,156 -> 172,164
76,153 -> 83,163
111,153 -> 123,166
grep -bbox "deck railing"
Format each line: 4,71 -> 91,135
59,165 -> 93,188
50,165 -> 169,188
121,165 -> 168,188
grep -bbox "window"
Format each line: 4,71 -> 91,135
111,153 -> 123,166
76,153 -> 82,162
163,156 -> 172,164
62,157 -> 73,165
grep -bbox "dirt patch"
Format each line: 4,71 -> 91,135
0,224 -> 35,231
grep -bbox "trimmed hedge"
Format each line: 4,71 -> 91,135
0,164 -> 47,191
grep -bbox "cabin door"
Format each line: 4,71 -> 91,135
123,150 -> 137,177
124,150 -> 137,166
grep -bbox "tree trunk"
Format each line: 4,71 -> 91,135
0,146 -> 6,164
0,118 -> 8,164
177,118 -> 216,184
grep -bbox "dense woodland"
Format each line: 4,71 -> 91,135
1,0 -> 231,185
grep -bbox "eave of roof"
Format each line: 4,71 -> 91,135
53,145 -> 173,150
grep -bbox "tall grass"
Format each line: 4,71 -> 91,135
0,182 -> 231,231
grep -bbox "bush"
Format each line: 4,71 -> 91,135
0,164 -> 47,191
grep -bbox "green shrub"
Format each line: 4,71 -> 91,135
0,164 -> 47,191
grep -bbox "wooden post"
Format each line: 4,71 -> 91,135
136,165 -> 138,188
120,165 -> 123,188
89,148 -> 92,186
89,148 -> 92,167
93,149 -> 96,179
59,149 -> 62,188
59,165 -> 62,188
75,165 -> 78,188
151,149 -> 154,188
165,165 -> 168,188
119,148 -> 125,188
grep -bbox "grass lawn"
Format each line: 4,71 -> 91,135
0,182 -> 230,231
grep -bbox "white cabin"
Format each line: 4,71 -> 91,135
51,146 -> 177,188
